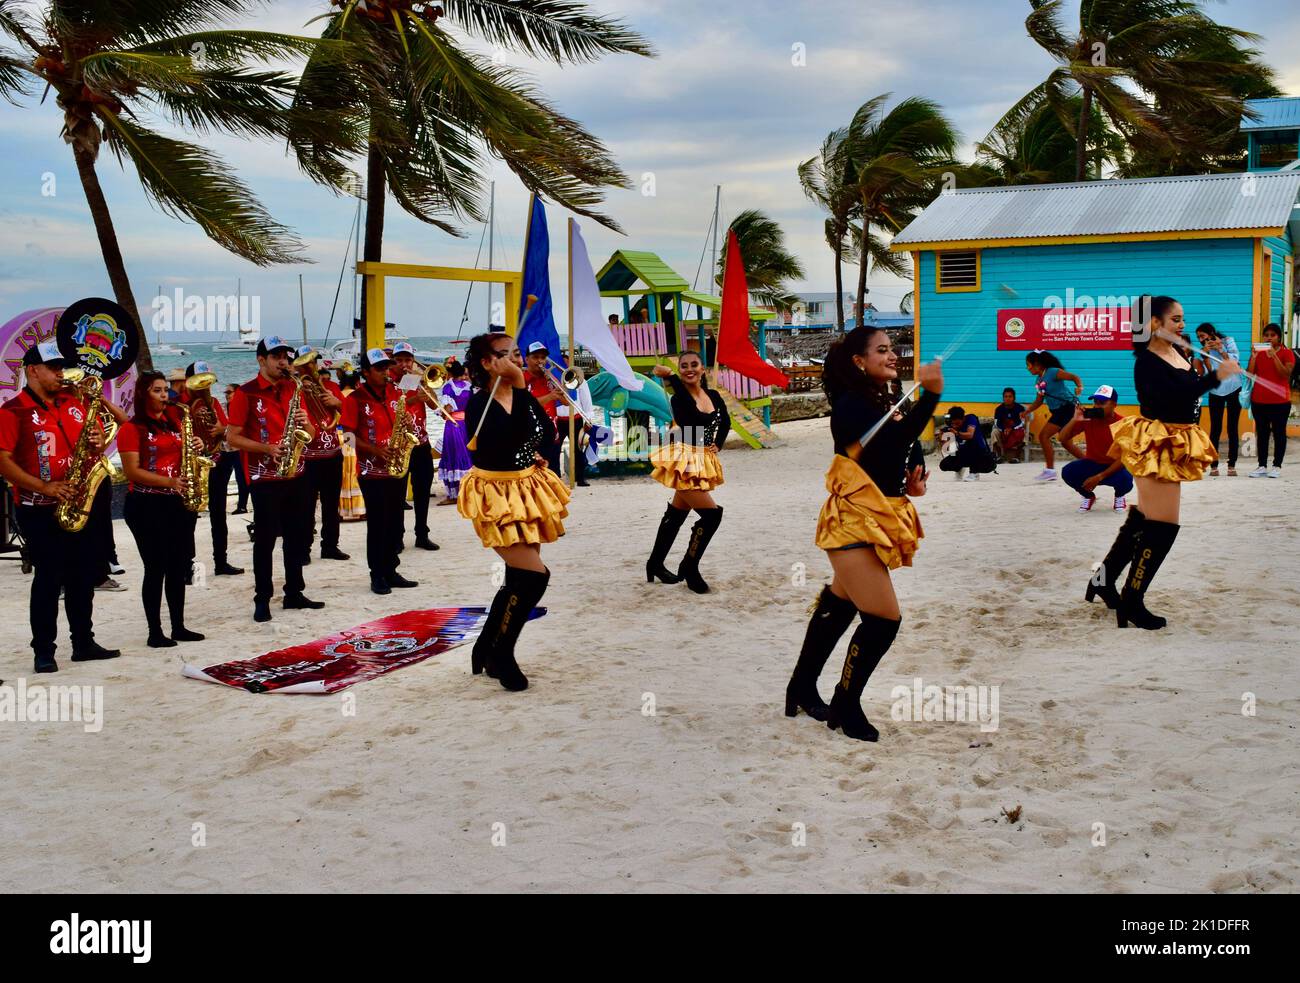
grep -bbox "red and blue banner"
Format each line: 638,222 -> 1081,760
182,606 -> 545,694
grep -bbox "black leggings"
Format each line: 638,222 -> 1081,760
1207,392 -> 1241,468
125,493 -> 196,633
1252,402 -> 1289,467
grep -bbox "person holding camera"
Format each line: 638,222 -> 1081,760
1058,386 -> 1131,513
937,406 -> 996,481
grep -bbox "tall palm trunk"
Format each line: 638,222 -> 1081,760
833,235 -> 845,331
359,141 -> 386,335
1075,86 -> 1094,181
854,222 -> 869,329
71,143 -> 154,371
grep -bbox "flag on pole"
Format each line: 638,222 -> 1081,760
570,220 -> 643,391
717,229 -> 789,389
518,195 -> 562,365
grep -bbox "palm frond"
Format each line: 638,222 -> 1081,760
0,46 -> 35,103
439,0 -> 654,62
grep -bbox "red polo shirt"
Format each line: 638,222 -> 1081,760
117,409 -> 183,495
341,381 -> 402,479
228,373 -> 306,483
0,387 -> 99,506
388,365 -> 429,446
302,375 -> 345,459
527,371 -> 559,422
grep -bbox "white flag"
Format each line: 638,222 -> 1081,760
570,220 -> 643,391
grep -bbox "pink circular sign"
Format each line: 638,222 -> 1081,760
1,307 -> 137,417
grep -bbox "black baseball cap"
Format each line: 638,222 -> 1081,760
256,335 -> 294,357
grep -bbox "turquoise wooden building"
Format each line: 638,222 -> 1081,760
892,159 -> 1300,424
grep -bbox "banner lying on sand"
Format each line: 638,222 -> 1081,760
182,606 -> 545,694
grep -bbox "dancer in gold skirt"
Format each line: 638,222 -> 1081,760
458,332 -> 571,691
1088,296 -> 1240,630
644,352 -> 730,593
784,325 -> 943,742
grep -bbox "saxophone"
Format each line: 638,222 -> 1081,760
55,375 -> 120,533
385,390 -> 418,477
178,404 -> 216,513
276,374 -> 312,478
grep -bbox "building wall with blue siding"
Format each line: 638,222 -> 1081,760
1264,234 -> 1292,329
917,238 -> 1257,406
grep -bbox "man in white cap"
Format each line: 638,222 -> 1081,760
183,360 -> 243,576
0,341 -> 122,670
524,340 -> 563,473
1058,384 -> 1132,513
388,341 -> 439,550
293,345 -> 349,563
226,335 -> 324,622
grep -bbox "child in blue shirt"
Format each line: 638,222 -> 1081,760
1021,350 -> 1082,482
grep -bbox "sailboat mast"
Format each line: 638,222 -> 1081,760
487,180 -> 495,328
299,273 -> 308,343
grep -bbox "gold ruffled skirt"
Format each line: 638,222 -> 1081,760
457,464 -> 571,548
1108,416 -> 1215,482
814,455 -> 922,569
649,441 -> 724,492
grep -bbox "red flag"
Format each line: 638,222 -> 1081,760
716,229 -> 789,389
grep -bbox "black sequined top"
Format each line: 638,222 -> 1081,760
1133,348 -> 1220,424
664,375 -> 731,448
831,386 -> 939,496
465,386 -> 556,471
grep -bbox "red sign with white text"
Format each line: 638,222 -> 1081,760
997,307 -> 1133,351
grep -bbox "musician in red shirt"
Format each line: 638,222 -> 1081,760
294,345 -> 350,562
524,341 -> 564,473
119,370 -> 207,648
0,341 -> 121,671
342,347 -> 420,595
182,361 -> 243,577
226,335 -> 323,623
389,342 -> 439,551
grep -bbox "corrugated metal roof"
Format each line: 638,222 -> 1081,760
596,250 -> 689,293
891,171 -> 1300,248
1241,96 -> 1300,132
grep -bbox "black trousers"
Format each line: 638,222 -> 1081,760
1207,392 -> 1241,468
124,493 -> 194,633
304,454 -> 343,554
1252,401 -> 1290,467
89,480 -> 115,579
939,442 -> 997,474
408,443 -> 434,540
232,453 -> 250,510
16,504 -> 99,656
249,477 -> 310,603
208,451 -> 236,564
358,477 -> 405,578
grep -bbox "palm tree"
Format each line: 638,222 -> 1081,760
0,0 -> 354,370
1001,0 -> 1272,182
797,127 -> 855,329
293,1 -> 653,322
714,209 -> 805,313
975,96 -> 1120,185
842,95 -> 960,326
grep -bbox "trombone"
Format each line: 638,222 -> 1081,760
408,360 -> 457,424
542,357 -> 589,420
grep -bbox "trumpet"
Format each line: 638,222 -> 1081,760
542,357 -> 588,420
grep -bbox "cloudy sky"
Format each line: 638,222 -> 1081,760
2,0 -> 1297,341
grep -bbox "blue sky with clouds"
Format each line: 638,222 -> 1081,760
1,0 -> 1297,340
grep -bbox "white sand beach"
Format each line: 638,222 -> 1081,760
1,419 -> 1296,893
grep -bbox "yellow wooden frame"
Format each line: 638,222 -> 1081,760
935,248 -> 981,293
356,261 -> 523,352
891,226 -> 1284,253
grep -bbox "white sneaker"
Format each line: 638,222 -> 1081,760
1077,498 -> 1094,513
1267,466 -> 1282,478
1035,468 -> 1058,482
109,561 -> 125,575
1113,496 -> 1127,512
1248,466 -> 1269,477
963,473 -> 979,482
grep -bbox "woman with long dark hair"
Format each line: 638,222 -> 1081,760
1246,323 -> 1295,478
117,370 -> 205,647
1194,323 -> 1242,476
644,351 -> 730,593
1021,350 -> 1082,481
784,326 -> 942,741
457,332 -> 571,691
1089,297 -> 1240,629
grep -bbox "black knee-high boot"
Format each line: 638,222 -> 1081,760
484,566 -> 550,691
676,506 -> 723,594
826,613 -> 902,742
1086,507 -> 1144,610
1117,518 -> 1179,630
646,504 -> 689,584
471,583 -> 513,676
785,586 -> 859,721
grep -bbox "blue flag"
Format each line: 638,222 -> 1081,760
517,195 -> 563,369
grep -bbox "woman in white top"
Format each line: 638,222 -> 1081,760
1194,323 -> 1242,476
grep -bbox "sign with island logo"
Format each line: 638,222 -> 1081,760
997,306 -> 1134,351
54,296 -> 140,379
